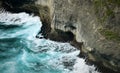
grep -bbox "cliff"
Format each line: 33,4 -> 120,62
1,0 -> 120,72
52,0 -> 120,72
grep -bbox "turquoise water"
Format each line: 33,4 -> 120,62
0,11 -> 99,73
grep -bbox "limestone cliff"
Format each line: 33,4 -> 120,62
51,0 -> 120,72
1,0 -> 120,72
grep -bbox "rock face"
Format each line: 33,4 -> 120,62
52,0 -> 120,72
1,0 -> 120,72
0,1 -> 2,8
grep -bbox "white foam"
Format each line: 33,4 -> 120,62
71,58 -> 99,73
0,11 -> 42,39
0,11 -> 100,73
28,39 -> 100,73
0,11 -> 40,26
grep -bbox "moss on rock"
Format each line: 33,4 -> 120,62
99,28 -> 120,42
93,0 -> 119,23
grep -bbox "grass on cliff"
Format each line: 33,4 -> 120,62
93,0 -> 120,23
93,0 -> 120,42
99,28 -> 120,42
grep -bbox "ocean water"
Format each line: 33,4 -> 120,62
0,11 -> 99,73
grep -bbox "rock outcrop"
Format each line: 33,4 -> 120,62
1,0 -> 120,72
52,0 -> 120,73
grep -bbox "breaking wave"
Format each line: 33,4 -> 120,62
0,11 -> 99,73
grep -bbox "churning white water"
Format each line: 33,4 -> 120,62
0,11 -> 99,73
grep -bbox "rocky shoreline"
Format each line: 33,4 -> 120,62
1,0 -> 120,73
46,31 -> 120,73
43,30 -> 120,73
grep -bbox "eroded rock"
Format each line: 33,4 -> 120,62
0,0 -> 120,72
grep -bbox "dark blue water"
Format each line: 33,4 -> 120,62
0,11 -> 99,73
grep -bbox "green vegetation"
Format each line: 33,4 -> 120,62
99,28 -> 120,41
93,0 -> 120,23
93,0 -> 120,42
107,0 -> 120,6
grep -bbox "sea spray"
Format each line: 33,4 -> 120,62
0,11 -> 99,73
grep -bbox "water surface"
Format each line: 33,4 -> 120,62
0,11 -> 99,73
